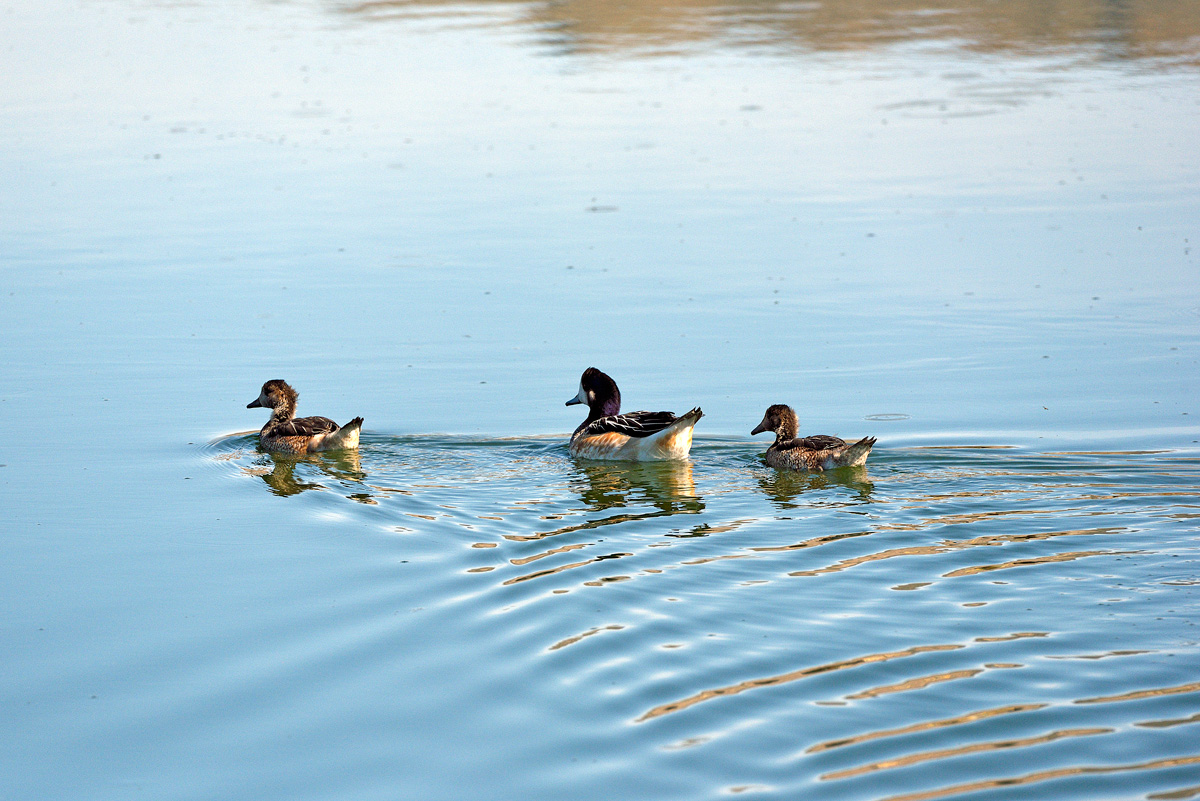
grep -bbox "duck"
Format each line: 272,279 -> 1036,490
751,404 -> 875,471
247,379 -> 363,455
565,367 -> 702,461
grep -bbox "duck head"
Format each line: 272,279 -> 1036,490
751,404 -> 798,440
566,367 -> 621,420
248,379 -> 298,418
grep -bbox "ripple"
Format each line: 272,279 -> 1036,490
878,754 -> 1200,801
198,434 -> 1200,800
821,726 -> 1113,781
1075,681 -> 1200,706
804,702 -> 1050,753
844,667 -> 985,700
635,643 -> 965,722
1137,713 -> 1200,730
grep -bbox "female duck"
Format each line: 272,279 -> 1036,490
247,379 -> 363,455
566,367 -> 702,461
751,404 -> 875,471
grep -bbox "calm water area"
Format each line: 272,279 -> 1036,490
2,0 -> 1199,798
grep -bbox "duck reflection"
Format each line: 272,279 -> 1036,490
757,465 -> 874,508
247,449 -> 371,501
506,455 -> 700,544
514,460 -> 704,542
571,460 -> 704,514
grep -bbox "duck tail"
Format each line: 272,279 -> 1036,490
840,435 -> 876,467
324,417 -> 363,451
648,408 -> 703,460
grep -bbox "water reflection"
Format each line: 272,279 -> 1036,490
198,436 -> 1200,799
508,460 -> 705,542
246,449 -> 368,499
756,465 -> 874,507
820,725 -> 1113,781
879,754 -> 1200,801
338,0 -> 1200,63
803,702 -> 1051,754
570,460 -> 702,514
637,642 -> 965,721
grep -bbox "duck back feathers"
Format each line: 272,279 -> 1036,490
766,435 -> 876,471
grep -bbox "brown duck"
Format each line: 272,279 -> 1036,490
751,404 -> 875,471
247,379 -> 363,455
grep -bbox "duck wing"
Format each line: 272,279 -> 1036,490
273,415 -> 340,438
579,410 -> 680,439
781,434 -> 846,451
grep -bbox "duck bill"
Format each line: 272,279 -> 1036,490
247,398 -> 263,408
565,383 -> 586,406
750,421 -> 768,435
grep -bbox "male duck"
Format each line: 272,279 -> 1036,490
565,367 -> 702,461
751,404 -> 875,471
247,379 -> 363,455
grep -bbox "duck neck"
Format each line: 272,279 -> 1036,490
587,393 -> 621,424
267,399 -> 296,426
775,411 -> 798,444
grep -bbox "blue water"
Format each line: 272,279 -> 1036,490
2,0 -> 1199,798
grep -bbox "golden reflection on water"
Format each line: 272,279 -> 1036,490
974,631 -> 1048,643
1075,681 -> 1200,705
878,754 -> 1200,801
788,526 -> 1129,579
636,642 -> 964,722
843,667 -> 983,700
1137,712 -> 1200,730
804,702 -> 1049,753
1149,785 -> 1200,801
548,623 -> 625,651
750,530 -> 872,553
337,0 -> 1200,63
821,726 -> 1112,781
509,541 -> 590,566
503,549 -> 634,584
876,507 -> 1080,533
941,548 -> 1135,576
1046,648 -> 1150,660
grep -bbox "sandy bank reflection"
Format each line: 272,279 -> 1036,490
339,0 -> 1200,63
757,465 -> 874,507
245,450 -> 370,500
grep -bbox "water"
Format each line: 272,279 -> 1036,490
2,0 -> 1199,798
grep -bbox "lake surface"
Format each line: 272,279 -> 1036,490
1,0 -> 1198,798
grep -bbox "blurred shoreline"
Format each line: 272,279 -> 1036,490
337,0 -> 1200,63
